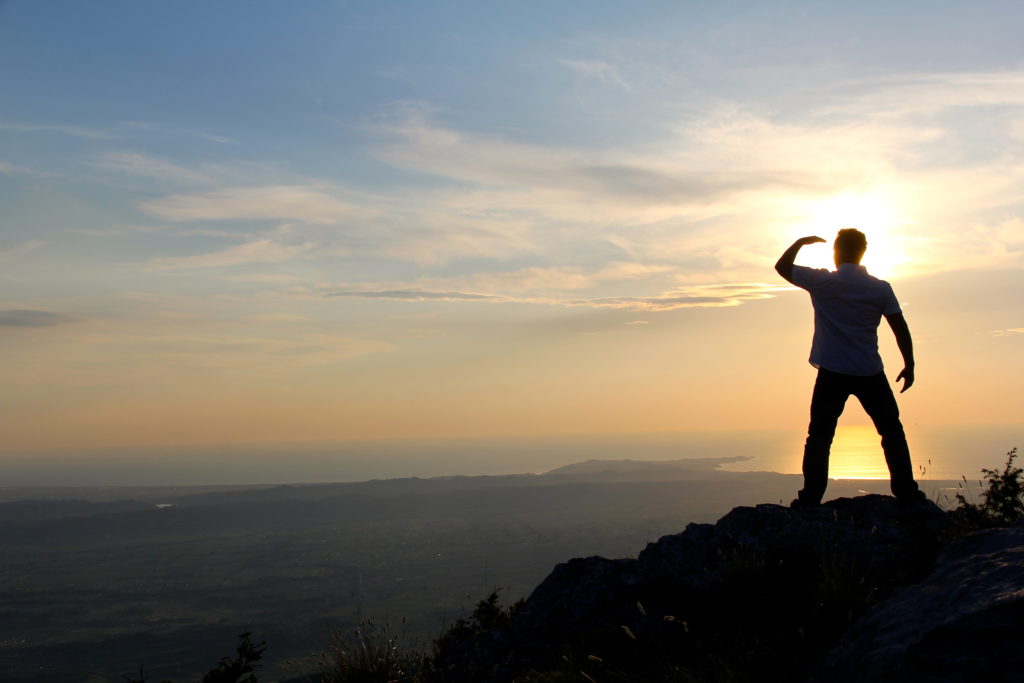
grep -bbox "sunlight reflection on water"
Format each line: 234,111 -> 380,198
829,426 -> 891,479
720,423 -> 1022,483
727,425 -> 891,479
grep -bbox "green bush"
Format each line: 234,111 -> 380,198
952,447 -> 1024,532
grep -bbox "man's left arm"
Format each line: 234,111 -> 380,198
775,235 -> 825,283
885,312 -> 915,393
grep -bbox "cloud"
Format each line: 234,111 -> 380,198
125,68 -> 1024,282
987,328 -> 1024,338
406,262 -> 674,294
564,282 -> 786,311
372,111 -> 825,216
312,262 -> 679,307
0,240 -> 46,257
0,160 -> 49,176
0,121 -> 109,139
73,330 -> 395,368
142,185 -> 365,223
94,152 -> 283,189
93,152 -> 214,185
561,59 -> 631,89
0,310 -> 74,327
150,239 -> 315,269
198,132 -> 238,145
820,71 -> 1024,120
319,281 -> 787,311
325,289 -> 507,302
370,211 -> 541,265
223,273 -> 302,284
243,313 -> 312,324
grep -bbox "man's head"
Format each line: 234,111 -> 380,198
834,228 -> 867,266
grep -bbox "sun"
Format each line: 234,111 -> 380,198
789,192 -> 908,279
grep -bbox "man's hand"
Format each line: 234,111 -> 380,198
775,236 -> 826,282
886,313 -> 915,393
895,365 -> 915,393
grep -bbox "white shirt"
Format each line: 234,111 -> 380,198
791,263 -> 902,376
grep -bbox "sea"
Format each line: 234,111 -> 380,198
0,423 -> 1019,488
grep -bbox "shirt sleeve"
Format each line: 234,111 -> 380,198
881,282 -> 902,316
790,265 -> 830,291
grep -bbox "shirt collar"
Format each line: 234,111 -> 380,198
837,262 -> 867,274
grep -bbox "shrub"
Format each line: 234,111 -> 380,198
952,447 -> 1024,532
122,632 -> 264,683
432,590 -> 521,658
426,590 -> 522,682
308,619 -> 420,683
201,631 -> 266,683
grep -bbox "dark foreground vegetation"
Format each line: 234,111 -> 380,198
0,460 -> 859,681
1,452 -> 1020,682
288,448 -> 1022,683
133,449 -> 1024,683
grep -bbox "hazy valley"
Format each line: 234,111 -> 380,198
0,458 -> 959,682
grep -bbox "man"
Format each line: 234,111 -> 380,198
776,229 -> 924,506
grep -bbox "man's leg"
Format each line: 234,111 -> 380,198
799,369 -> 849,505
854,373 -> 921,500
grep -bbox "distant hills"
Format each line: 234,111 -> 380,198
0,458 -> 958,681
545,455 -> 753,477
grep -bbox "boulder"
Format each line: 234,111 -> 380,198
434,494 -> 951,682
813,521 -> 1024,683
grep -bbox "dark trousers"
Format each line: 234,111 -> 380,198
799,368 -> 920,504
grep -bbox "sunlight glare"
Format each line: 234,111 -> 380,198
789,192 -> 908,279
830,425 -> 891,480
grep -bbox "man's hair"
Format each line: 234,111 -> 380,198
834,228 -> 867,262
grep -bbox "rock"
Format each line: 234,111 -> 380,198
813,521 -> 1024,683
434,494 -> 952,682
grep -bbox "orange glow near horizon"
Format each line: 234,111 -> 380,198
829,425 -> 892,480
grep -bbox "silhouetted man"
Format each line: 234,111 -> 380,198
776,229 -> 924,505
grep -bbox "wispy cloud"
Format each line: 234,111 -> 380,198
73,330 -> 395,368
198,132 -> 238,145
224,273 -> 302,284
0,160 -> 50,177
120,68 -> 1024,286
407,262 -> 674,294
987,328 -> 1024,337
143,185 -> 366,223
325,289 -> 506,302
319,281 -> 787,311
93,152 -> 215,185
820,71 -> 1024,119
150,238 -> 315,270
94,152 -> 280,188
0,310 -> 74,327
0,241 -> 46,257
372,109 -> 825,215
0,121 -> 110,139
561,59 -> 631,89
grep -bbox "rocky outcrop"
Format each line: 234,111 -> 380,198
433,495 -> 952,682
813,521 -> 1024,683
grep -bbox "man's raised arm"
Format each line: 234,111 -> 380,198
885,312 -> 915,393
775,235 -> 825,283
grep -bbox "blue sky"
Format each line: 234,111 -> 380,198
2,1 -> 1023,455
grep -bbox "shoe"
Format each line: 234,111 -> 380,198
790,497 -> 820,509
896,489 -> 928,505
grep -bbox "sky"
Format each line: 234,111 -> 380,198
1,1 -> 1022,469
